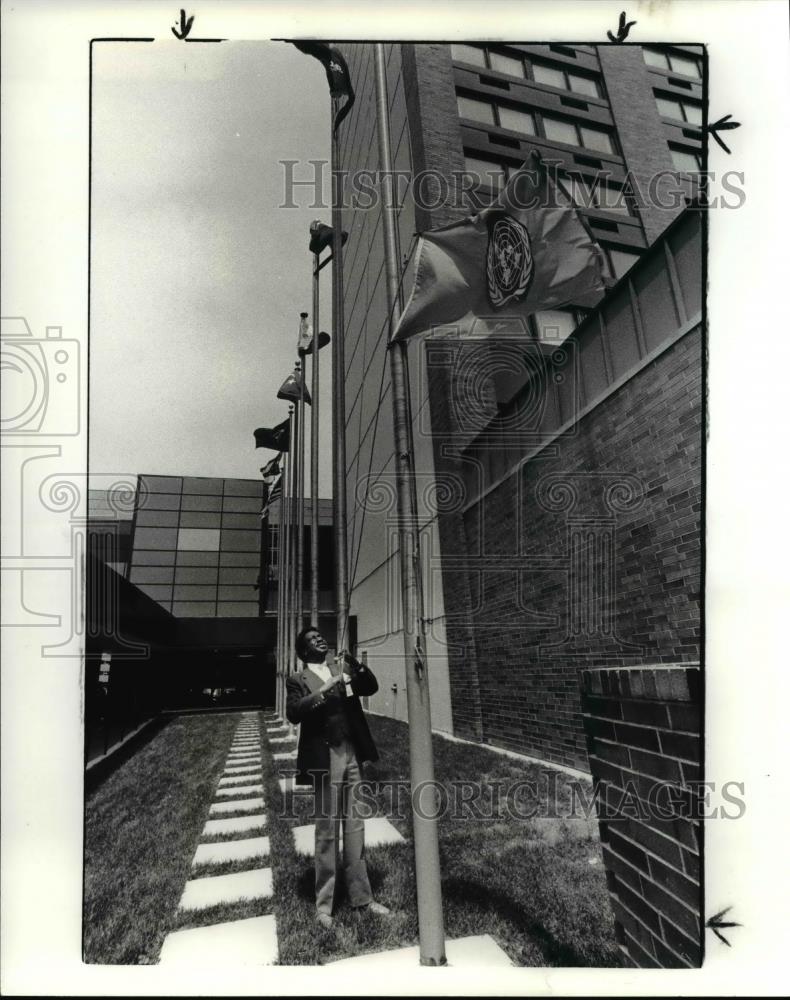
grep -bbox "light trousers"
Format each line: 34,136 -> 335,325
314,739 -> 372,915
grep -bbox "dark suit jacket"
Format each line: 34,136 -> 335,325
285,656 -> 379,785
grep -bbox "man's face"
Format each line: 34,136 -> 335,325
303,630 -> 328,660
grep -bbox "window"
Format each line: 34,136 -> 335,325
464,155 -> 508,189
497,105 -> 536,135
579,125 -> 614,154
669,52 -> 702,79
543,116 -> 578,145
642,46 -> 701,79
451,43 -> 487,68
670,146 -> 702,172
177,527 -> 221,551
559,174 -> 631,216
607,248 -> 641,280
543,115 -> 616,154
489,50 -> 525,77
457,95 -> 496,125
456,93 -> 536,136
532,61 -> 600,98
655,94 -> 703,125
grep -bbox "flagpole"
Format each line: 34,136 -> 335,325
275,421 -> 287,716
296,357 -> 307,638
331,98 -> 350,658
280,410 -> 294,717
310,257 -> 321,628
289,401 -> 300,698
373,42 -> 446,967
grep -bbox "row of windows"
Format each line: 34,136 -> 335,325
450,43 -> 602,98
463,153 -> 632,216
133,525 -> 261,552
130,548 -> 260,567
457,93 -> 616,154
139,492 -> 263,513
655,92 -> 703,126
132,584 -> 260,601
130,565 -> 259,585
643,46 -> 702,80
135,509 -> 262,529
138,476 -> 263,498
141,598 -> 261,619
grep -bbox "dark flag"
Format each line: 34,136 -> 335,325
254,419 -> 290,452
309,220 -> 348,255
260,455 -> 282,484
289,41 -> 355,132
277,369 -> 312,406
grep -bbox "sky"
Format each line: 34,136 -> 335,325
89,40 -> 333,489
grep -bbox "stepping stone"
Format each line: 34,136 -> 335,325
291,817 -> 404,856
209,797 -> 264,815
227,753 -> 261,761
278,777 -> 309,795
273,751 -> 297,760
266,726 -> 288,734
202,814 -> 267,836
269,737 -> 294,744
220,773 -> 262,786
224,764 -> 261,775
178,868 -> 273,911
231,743 -> 259,749
192,836 -> 270,867
159,914 -> 278,965
215,783 -> 264,797
327,934 -> 512,968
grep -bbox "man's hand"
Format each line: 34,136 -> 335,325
318,674 -> 345,695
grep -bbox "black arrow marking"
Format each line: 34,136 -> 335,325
171,9 -> 194,40
607,10 -> 637,43
706,906 -> 740,946
705,114 -> 742,155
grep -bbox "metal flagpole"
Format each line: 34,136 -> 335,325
289,394 -> 300,683
296,357 -> 307,637
373,43 -> 446,966
331,99 -> 350,659
277,408 -> 293,716
310,257 -> 321,628
280,409 -> 294,717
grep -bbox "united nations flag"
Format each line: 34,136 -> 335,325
392,150 -> 605,343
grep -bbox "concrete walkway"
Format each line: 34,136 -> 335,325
159,708 -> 512,969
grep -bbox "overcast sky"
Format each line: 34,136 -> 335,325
89,40 -> 333,489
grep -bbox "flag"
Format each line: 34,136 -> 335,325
260,455 -> 281,483
392,151 -> 605,343
260,477 -> 283,519
309,220 -> 349,255
277,369 -> 312,406
289,41 -> 355,132
297,313 -> 312,354
254,419 -> 290,452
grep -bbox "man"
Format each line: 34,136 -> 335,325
285,626 -> 391,928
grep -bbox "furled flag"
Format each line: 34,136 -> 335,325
254,419 -> 290,452
260,455 -> 281,485
277,369 -> 312,406
260,477 -> 283,520
289,41 -> 355,132
297,312 -> 331,356
309,220 -> 349,255
392,150 -> 605,343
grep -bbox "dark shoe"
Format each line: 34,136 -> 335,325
316,912 -> 333,929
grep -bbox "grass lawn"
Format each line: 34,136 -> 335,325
83,711 -> 266,964
84,710 -> 623,967
268,715 -> 624,967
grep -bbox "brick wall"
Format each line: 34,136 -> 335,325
579,664 -> 702,968
597,46 -> 682,245
435,324 -> 702,768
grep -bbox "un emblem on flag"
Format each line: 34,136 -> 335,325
486,212 -> 534,310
